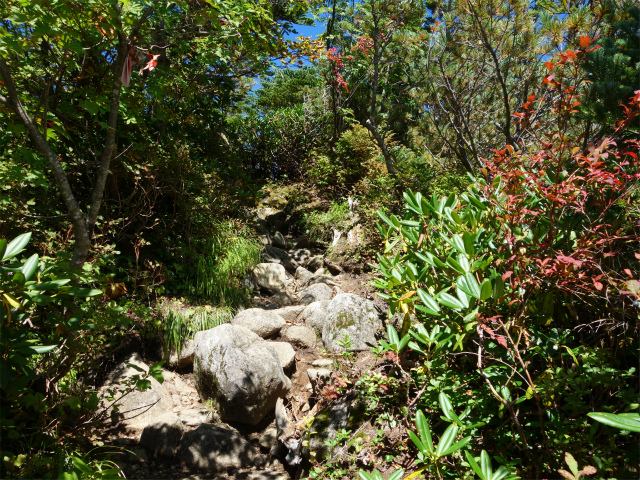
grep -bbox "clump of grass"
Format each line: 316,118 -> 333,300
159,299 -> 233,359
303,201 -> 353,243
195,219 -> 261,308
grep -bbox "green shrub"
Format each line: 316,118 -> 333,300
158,299 -> 233,360
0,232 -> 150,479
194,219 -> 261,308
302,201 -> 353,243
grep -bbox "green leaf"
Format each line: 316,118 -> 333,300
435,423 -> 458,457
27,279 -> 71,290
467,193 -> 488,211
480,279 -> 493,300
0,239 -> 7,260
465,451 -> 486,479
587,412 -> 640,432
458,254 -> 470,272
480,449 -> 492,479
17,344 -> 57,355
446,256 -> 465,274
377,211 -> 396,229
440,435 -> 471,456
439,392 -> 463,426
463,232 -> 475,255
71,456 -> 93,475
458,273 -> 481,299
387,469 -> 405,480
438,292 -> 466,310
3,232 -> 31,261
415,410 -> 434,453
136,379 -> 152,391
66,287 -> 102,297
408,430 -> 426,454
21,254 -> 39,281
417,289 -> 441,314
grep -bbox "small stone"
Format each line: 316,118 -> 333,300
311,358 -> 333,368
270,292 -> 295,307
259,427 -> 278,449
294,266 -> 314,285
306,256 -> 324,271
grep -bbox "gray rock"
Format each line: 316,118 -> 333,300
281,325 -> 317,349
270,305 -> 305,322
268,342 -> 296,369
270,292 -> 295,307
294,266 -> 314,285
101,353 -> 173,429
234,471 -> 290,480
194,324 -> 291,425
231,308 -> 286,338
290,248 -> 311,264
272,231 -> 287,248
262,245 -> 288,264
311,358 -> 333,368
139,412 -> 184,458
299,283 -> 334,305
307,399 -> 354,459
322,294 -> 383,352
307,367 -> 332,396
259,426 -> 279,449
300,301 -> 330,333
165,338 -> 196,368
293,235 -> 310,249
282,256 -> 299,273
307,274 -> 338,287
177,409 -> 214,426
253,263 -> 287,294
178,424 -> 256,471
306,255 -> 324,271
266,211 -> 287,231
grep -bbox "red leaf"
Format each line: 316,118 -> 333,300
545,61 -> 554,72
496,335 -> 509,349
580,36 -> 591,49
593,280 -> 603,291
502,271 -> 513,281
624,268 -> 633,277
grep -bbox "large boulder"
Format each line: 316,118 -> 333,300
193,324 -> 291,425
299,283 -> 333,305
322,294 -> 382,352
231,308 -> 286,338
301,301 -> 330,333
253,263 -> 287,294
101,353 -> 173,428
139,412 -> 184,458
178,424 -> 256,471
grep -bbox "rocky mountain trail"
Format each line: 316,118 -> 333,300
96,208 -> 391,479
